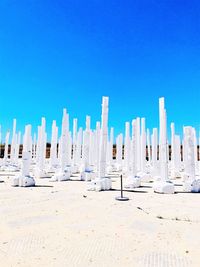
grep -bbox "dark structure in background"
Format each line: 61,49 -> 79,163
1,144 -> 199,161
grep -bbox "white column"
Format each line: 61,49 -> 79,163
50,120 -> 58,169
151,128 -> 158,175
116,134 -> 123,170
136,117 -> 141,173
4,131 -> 10,162
159,98 -> 168,182
98,97 -> 109,179
72,118 -> 78,166
124,122 -> 130,174
12,124 -> 35,187
153,97 -> 174,194
147,128 -> 151,162
140,118 -> 146,173
10,119 -> 17,163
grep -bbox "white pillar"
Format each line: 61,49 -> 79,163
124,122 -> 130,174
116,134 -> 123,170
88,97 -> 111,191
98,97 -> 109,179
153,97 -> 174,194
182,127 -> 200,192
4,131 -> 10,163
140,118 -> 146,173
72,118 -> 78,167
50,120 -> 58,169
151,128 -> 158,175
50,109 -> 71,181
147,128 -> 151,162
136,117 -> 141,173
12,124 -> 35,187
124,119 -> 141,188
10,119 -> 17,164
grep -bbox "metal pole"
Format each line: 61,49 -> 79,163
115,174 -> 129,201
120,175 -> 123,198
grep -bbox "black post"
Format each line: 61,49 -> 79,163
120,175 -> 123,198
115,174 -> 129,201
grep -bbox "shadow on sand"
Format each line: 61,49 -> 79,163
110,188 -> 148,193
175,191 -> 200,194
34,185 -> 54,188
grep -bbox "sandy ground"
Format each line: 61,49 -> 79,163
0,172 -> 200,267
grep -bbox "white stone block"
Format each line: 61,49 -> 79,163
12,176 -> 20,187
34,168 -> 49,179
137,172 -> 152,182
79,171 -> 86,181
12,175 -> 35,187
153,181 -> 175,194
19,176 -> 35,187
71,165 -> 79,174
183,179 -> 200,193
49,171 -> 70,182
85,171 -> 95,182
125,176 -> 141,189
191,179 -> 200,193
87,178 -> 112,191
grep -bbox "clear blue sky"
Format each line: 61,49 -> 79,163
0,0 -> 200,139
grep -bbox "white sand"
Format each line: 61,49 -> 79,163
0,173 -> 199,267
